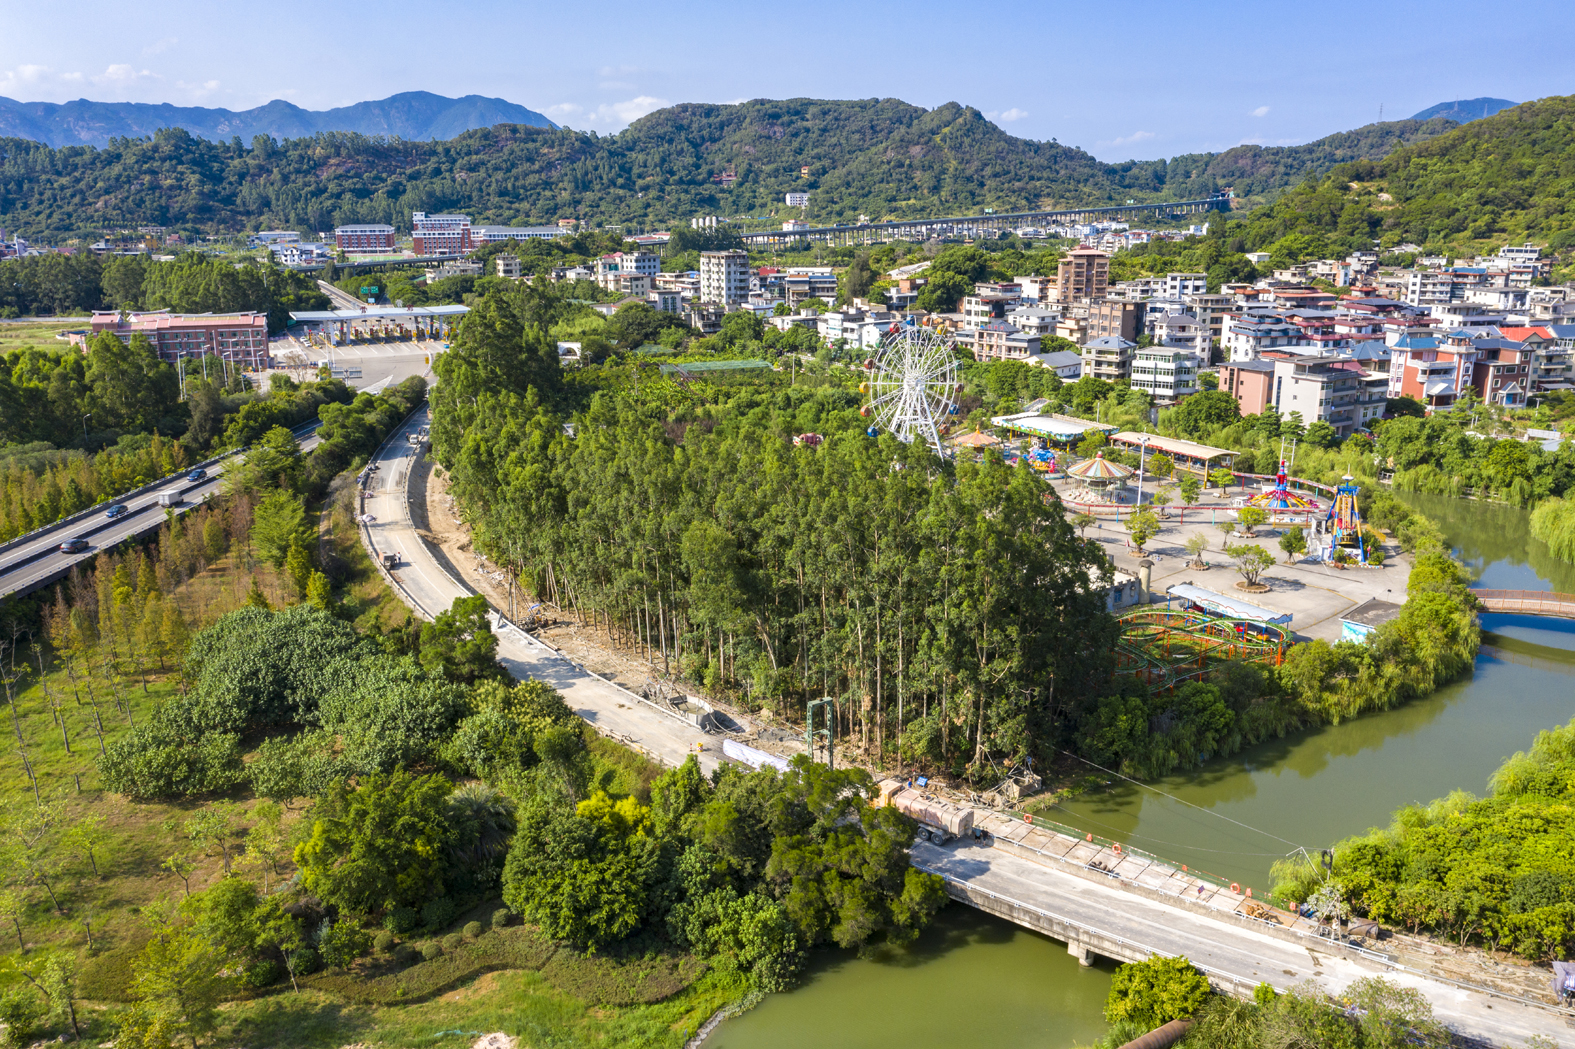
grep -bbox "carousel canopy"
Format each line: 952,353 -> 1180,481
1066,451 -> 1134,481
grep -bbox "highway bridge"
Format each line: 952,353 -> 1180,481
0,424 -> 321,602
1476,589 -> 1575,619
741,195 -> 1230,248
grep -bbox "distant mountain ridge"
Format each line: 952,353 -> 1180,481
1411,98 -> 1516,123
0,91 -> 556,148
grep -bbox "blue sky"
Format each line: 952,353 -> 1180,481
3,0 -> 1571,160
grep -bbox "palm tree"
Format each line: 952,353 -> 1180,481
447,783 -> 518,867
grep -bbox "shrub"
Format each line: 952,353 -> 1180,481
97,730 -> 246,799
1105,955 -> 1211,1029
287,947 -> 320,976
421,896 -> 456,932
318,919 -> 373,970
383,906 -> 419,934
491,908 -> 513,930
420,941 -> 443,961
443,932 -> 464,951
463,921 -> 483,940
244,959 -> 280,988
373,930 -> 396,954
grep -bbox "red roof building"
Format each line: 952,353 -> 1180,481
74,310 -> 270,368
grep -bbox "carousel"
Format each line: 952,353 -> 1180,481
1066,451 -> 1135,503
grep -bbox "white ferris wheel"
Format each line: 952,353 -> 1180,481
859,325 -> 960,453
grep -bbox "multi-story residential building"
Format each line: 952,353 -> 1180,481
270,242 -> 332,266
1219,360 -> 1277,416
1056,313 -> 1088,346
1164,273 -> 1209,300
649,288 -> 683,314
1149,311 -> 1209,356
1027,350 -> 1085,380
1088,299 -> 1139,343
1055,248 -> 1109,303
77,310 -> 270,369
1388,332 -> 1479,410
412,213 -> 472,256
1129,346 -> 1199,403
962,286 -> 1020,325
333,223 -> 396,254
1271,357 -> 1382,436
700,250 -> 751,305
770,266 -> 838,306
1110,277 -> 1167,302
495,255 -> 523,279
1007,306 -> 1061,337
1014,274 -> 1055,303
594,251 -> 659,292
1404,266 -> 1493,307
1469,339 -> 1534,407
785,192 -> 810,207
471,225 -> 563,244
970,321 -> 1041,362
1081,336 -> 1136,383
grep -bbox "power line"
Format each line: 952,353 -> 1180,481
1056,749 -> 1309,851
1047,802 -> 1300,858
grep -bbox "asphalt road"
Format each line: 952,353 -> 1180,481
916,839 -> 1571,1048
361,406 -> 719,773
0,429 -> 322,600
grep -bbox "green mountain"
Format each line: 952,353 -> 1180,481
0,91 -> 555,149
0,97 -> 1457,240
1230,95 -> 1575,258
1411,98 -> 1516,123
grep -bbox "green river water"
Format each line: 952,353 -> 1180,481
710,493 -> 1575,1049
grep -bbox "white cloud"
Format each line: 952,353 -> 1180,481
545,102 -> 583,117
596,95 -> 668,124
93,64 -> 161,86
1250,105 -> 1271,117
143,37 -> 179,56
997,107 -> 1028,122
1109,130 -> 1155,146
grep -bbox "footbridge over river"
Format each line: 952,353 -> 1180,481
912,810 -> 1575,1047
1476,589 -> 1575,619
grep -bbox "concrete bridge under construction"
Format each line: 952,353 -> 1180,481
741,195 -> 1230,248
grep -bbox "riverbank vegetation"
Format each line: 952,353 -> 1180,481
1088,956 -> 1453,1049
1272,715 -> 1575,962
1530,497 -> 1575,565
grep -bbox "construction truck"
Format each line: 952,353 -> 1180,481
877,778 -> 975,845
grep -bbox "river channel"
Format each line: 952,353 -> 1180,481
711,493 -> 1575,1049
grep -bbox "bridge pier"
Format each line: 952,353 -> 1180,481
1067,939 -> 1095,966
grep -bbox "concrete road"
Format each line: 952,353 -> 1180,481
915,839 -> 1569,1048
0,429 -> 322,600
360,406 -> 719,773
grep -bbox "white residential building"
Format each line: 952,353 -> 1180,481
1164,273 -> 1209,299
1149,311 -> 1209,356
594,251 -> 660,293
1129,346 -> 1200,403
785,192 -> 810,207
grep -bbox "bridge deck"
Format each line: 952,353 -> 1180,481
917,837 -> 1574,1046
1475,589 -> 1575,618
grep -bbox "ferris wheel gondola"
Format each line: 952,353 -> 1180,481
862,325 -> 959,453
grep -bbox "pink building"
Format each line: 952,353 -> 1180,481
75,310 -> 271,369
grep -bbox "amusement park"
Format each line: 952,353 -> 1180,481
854,321 -> 1409,695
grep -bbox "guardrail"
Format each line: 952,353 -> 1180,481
1474,589 -> 1575,618
0,419 -> 322,562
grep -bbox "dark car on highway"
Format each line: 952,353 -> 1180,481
187,468 -> 207,482
59,537 -> 89,553
104,503 -> 129,519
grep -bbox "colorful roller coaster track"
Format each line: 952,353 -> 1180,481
1114,606 -> 1291,693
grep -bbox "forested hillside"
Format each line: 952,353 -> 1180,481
0,98 -> 1455,240
1225,95 -> 1575,255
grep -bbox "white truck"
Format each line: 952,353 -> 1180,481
156,491 -> 183,508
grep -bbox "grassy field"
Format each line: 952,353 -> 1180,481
0,318 -> 84,353
0,496 -> 741,1047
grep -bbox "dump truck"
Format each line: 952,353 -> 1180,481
877,778 -> 975,845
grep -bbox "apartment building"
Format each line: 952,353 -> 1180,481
1387,332 -> 1477,409
1129,346 -> 1200,403
779,267 -> 838,306
594,251 -> 659,292
411,213 -> 472,256
1081,336 -> 1136,383
962,285 -> 1020,325
1219,360 -> 1277,415
1468,339 -> 1534,407
700,250 -> 751,305
471,225 -> 563,244
1148,311 -> 1209,356
1087,299 -> 1139,343
970,321 -> 1041,362
1404,267 -> 1492,307
1164,273 -> 1208,299
1055,248 -> 1109,303
1270,357 -> 1383,436
333,223 -> 396,254
495,255 -> 523,279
